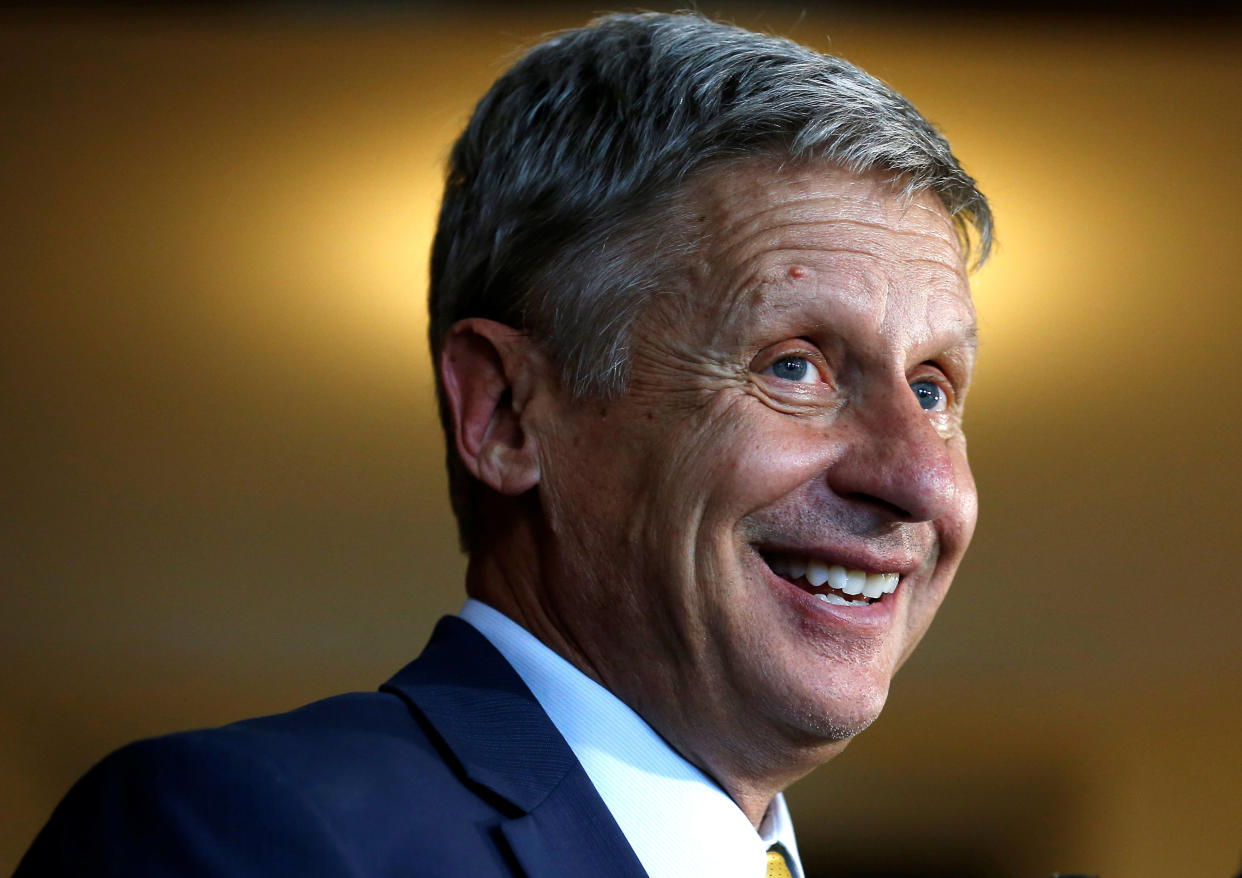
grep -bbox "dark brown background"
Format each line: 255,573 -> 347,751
3,4 -> 1240,876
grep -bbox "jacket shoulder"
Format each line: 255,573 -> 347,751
17,690 -> 518,877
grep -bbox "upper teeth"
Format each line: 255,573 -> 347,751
769,555 -> 900,600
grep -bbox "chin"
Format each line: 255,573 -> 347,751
813,686 -> 890,742
767,659 -> 896,745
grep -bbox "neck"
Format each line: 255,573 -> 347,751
464,518 -> 606,688
659,718 -> 849,828
465,519 -> 850,829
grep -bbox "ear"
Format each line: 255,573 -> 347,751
439,318 -> 545,496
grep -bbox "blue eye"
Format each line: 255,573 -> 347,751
767,356 -> 815,383
911,380 -> 947,412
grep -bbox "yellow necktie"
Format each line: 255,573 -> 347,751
766,845 -> 793,878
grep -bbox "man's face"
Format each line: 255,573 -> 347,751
530,161 -> 978,779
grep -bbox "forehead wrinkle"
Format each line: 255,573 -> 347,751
900,299 -> 979,378
672,167 -> 969,348
726,242 -> 967,328
697,170 -> 955,229
709,205 -> 932,254
710,219 -> 963,284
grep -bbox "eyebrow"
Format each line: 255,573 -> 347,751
934,323 -> 979,365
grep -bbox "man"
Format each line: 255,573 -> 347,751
18,12 -> 990,878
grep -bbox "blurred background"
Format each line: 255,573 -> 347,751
3,2 -> 1240,876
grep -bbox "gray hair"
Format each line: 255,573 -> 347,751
429,11 -> 992,549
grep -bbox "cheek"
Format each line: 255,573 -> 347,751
944,451 -> 979,552
714,415 -> 840,509
536,417 -> 647,559
539,407 -> 734,554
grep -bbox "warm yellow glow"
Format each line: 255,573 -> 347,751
5,11 -> 1240,878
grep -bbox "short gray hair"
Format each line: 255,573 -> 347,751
429,11 -> 992,549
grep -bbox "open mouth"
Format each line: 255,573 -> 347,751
761,551 -> 900,606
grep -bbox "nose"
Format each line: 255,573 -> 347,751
825,383 -> 962,524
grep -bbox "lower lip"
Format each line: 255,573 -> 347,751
761,561 -> 899,635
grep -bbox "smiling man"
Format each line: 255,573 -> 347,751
19,12 -> 990,878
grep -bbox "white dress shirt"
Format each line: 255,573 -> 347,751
459,599 -> 804,878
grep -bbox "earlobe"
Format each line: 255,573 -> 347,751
439,319 -> 544,496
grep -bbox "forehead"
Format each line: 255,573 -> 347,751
666,160 -> 975,349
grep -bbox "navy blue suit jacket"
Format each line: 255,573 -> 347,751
17,617 -> 648,877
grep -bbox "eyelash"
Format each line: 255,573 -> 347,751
754,344 -> 961,415
767,355 -> 818,383
909,369 -> 956,412
758,344 -> 830,386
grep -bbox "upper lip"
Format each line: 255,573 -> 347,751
753,542 -> 924,578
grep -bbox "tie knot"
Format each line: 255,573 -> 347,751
766,844 -> 793,878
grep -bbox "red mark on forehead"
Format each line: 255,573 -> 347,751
788,266 -> 808,279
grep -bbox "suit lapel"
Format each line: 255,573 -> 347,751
500,793 -> 647,878
382,617 -> 647,878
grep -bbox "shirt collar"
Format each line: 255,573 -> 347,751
459,599 -> 803,878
